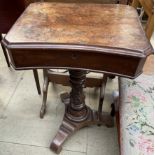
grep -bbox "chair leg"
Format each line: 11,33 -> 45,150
111,91 -> 119,117
0,34 -> 10,67
98,74 -> 108,125
43,68 -> 48,80
40,76 -> 49,118
33,69 -> 41,95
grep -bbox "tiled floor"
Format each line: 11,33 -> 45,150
0,46 -> 119,155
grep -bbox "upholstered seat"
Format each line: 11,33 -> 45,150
119,75 -> 154,155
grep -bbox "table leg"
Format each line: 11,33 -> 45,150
50,70 -> 114,154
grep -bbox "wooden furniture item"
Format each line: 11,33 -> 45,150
2,2 -> 153,154
132,0 -> 154,39
0,0 -> 41,94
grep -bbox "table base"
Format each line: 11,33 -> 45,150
50,87 -> 114,154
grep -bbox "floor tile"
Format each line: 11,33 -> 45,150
2,71 -> 44,119
87,126 -> 119,155
87,145 -> 119,155
0,117 -> 60,147
63,128 -> 87,152
0,142 -> 86,155
0,67 -> 24,115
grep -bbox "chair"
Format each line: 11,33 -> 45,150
0,0 -> 41,95
132,0 -> 154,39
114,75 -> 154,155
111,1 -> 154,153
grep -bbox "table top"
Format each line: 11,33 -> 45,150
5,2 -> 152,55
3,2 -> 153,78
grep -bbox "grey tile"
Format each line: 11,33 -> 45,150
87,126 -> 119,155
0,67 -> 24,115
0,71 -> 60,147
0,142 -> 86,155
63,128 -> 87,152
2,70 -> 67,121
87,145 -> 119,155
0,117 -> 60,147
2,71 -> 44,119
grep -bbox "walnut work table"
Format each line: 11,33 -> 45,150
2,2 -> 153,154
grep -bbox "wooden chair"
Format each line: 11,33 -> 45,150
132,0 -> 154,39
0,0 -> 41,95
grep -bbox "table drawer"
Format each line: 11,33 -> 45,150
9,49 -> 145,78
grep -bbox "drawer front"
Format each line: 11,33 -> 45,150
9,49 -> 144,78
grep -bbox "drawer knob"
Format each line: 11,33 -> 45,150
71,53 -> 78,60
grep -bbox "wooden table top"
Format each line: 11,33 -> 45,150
3,2 -> 153,78
5,3 -> 152,54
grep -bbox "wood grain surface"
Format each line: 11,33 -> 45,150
5,2 -> 152,54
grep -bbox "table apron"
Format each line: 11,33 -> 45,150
8,49 -> 146,78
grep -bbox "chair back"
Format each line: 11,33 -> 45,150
132,0 -> 154,39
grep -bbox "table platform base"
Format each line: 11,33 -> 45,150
50,92 -> 114,154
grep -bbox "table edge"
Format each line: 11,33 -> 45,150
2,39 -> 153,58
